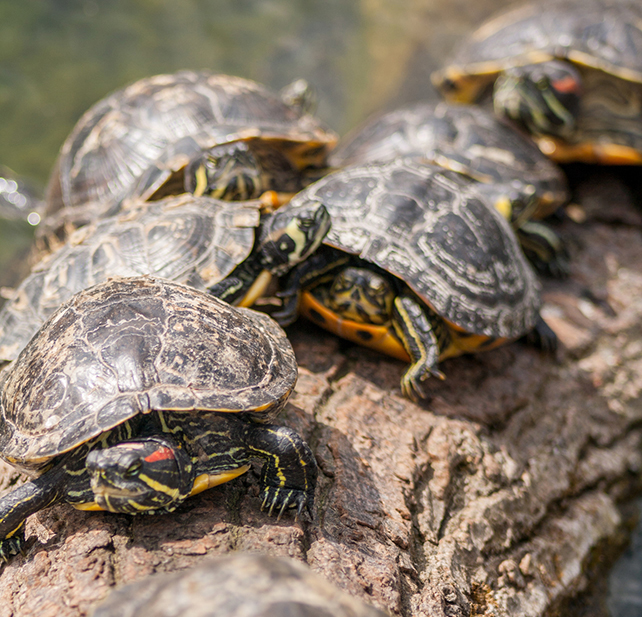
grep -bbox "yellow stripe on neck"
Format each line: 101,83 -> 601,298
189,465 -> 251,497
193,165 -> 208,197
238,270 -> 273,307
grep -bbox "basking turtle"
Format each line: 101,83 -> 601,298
93,553 -> 388,617
0,193 -> 330,364
0,276 -> 317,562
329,101 -> 570,276
432,0 -> 642,164
275,159 -> 554,401
44,70 -> 337,239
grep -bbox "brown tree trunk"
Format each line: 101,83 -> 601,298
0,171 -> 641,617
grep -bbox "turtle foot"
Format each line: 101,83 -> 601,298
260,486 -> 313,521
400,362 -> 444,402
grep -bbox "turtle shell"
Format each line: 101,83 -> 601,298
287,158 -> 541,339
0,194 -> 261,364
0,276 -> 297,466
329,101 -> 569,217
93,554 -> 387,617
432,0 -> 642,161
433,0 -> 642,96
46,71 -> 337,216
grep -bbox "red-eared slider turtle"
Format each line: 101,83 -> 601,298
0,193 -> 330,364
329,101 -> 570,276
432,0 -> 642,164
92,554 -> 388,617
0,276 -> 317,562
274,159 -> 554,401
44,70 -> 337,238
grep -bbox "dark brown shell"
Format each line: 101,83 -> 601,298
0,277 -> 297,465
329,101 -> 569,216
93,554 -> 387,617
432,0 -> 642,156
286,158 -> 541,339
0,194 -> 261,363
435,0 -> 642,86
46,71 -> 337,215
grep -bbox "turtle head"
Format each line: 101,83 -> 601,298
258,201 -> 331,276
184,141 -> 265,201
493,60 -> 582,139
328,267 -> 395,325
86,439 -> 193,514
280,78 -> 317,115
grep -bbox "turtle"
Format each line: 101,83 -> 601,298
329,101 -> 570,276
431,0 -> 642,164
273,158 -> 555,401
43,70 -> 337,244
0,192 -> 330,364
0,276 -> 317,562
92,553 -> 388,617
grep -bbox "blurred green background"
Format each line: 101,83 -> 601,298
0,0 -> 517,184
0,0 -> 518,286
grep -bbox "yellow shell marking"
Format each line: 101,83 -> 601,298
300,291 -> 410,362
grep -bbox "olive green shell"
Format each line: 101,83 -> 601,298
0,276 -> 297,465
92,554 -> 388,617
329,101 -> 569,216
0,194 -> 261,364
46,71 -> 337,216
287,158 -> 541,339
434,0 -> 642,87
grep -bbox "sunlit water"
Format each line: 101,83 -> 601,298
0,0 -> 639,612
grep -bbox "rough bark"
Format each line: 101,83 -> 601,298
0,170 -> 641,616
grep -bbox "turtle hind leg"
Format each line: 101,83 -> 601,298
392,295 -> 447,402
242,423 -> 317,520
516,221 -> 570,279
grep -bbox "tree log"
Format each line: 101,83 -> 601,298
0,171 -> 641,617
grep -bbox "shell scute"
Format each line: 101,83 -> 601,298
288,159 -> 540,339
0,277 -> 296,464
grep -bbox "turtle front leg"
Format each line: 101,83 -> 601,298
391,295 -> 447,401
0,465 -> 66,562
241,423 -> 317,520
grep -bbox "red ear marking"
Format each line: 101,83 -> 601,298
552,76 -> 581,94
144,446 -> 176,463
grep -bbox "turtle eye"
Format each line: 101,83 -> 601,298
124,459 -> 142,478
441,77 -> 458,93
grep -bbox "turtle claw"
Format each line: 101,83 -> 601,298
260,486 -> 312,521
401,362 -> 443,402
